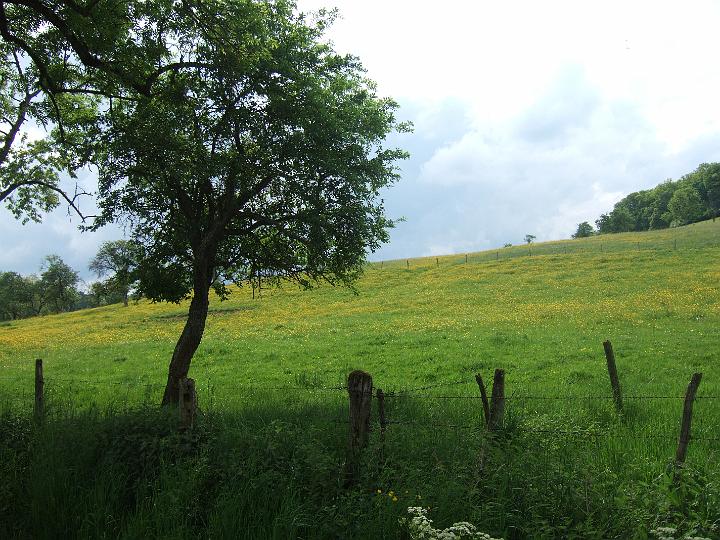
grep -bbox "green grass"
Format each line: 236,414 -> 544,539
1,220 -> 720,538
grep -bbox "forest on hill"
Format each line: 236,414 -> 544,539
588,162 -> 720,235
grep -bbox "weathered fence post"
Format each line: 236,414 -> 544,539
178,377 -> 197,430
674,238 -> 677,250
436,258 -> 439,267
475,374 -> 490,428
675,372 -> 702,474
488,369 -> 505,430
496,251 -> 499,260
465,254 -> 468,264
345,370 -> 373,486
603,340 -> 623,413
34,359 -> 44,423
406,259 -> 409,269
348,370 -> 373,452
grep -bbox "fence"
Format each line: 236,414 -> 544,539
374,234 -> 720,270
12,339 -> 718,479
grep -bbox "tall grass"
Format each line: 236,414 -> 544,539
1,384 -> 718,539
1,219 -> 720,538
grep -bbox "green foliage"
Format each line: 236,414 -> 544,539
668,186 -> 705,226
0,255 -> 86,320
39,254 -> 79,313
92,1 -> 407,304
524,234 -> 536,244
593,164 -> 719,235
0,41 -> 98,222
697,163 -> 720,218
89,240 -> 140,306
0,271 -> 31,320
572,221 -> 594,238
1,221 -> 720,538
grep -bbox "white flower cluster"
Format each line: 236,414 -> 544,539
400,507 -> 503,540
650,526 -> 712,540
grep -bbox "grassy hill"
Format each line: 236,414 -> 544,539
1,219 -> 719,538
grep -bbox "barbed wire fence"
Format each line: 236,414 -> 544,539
1,340 -> 717,457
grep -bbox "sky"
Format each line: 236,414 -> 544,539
3,0 -> 720,281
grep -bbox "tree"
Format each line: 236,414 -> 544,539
86,1 -> 408,405
0,271 -> 31,319
524,234 -> 536,244
0,0 -> 237,222
0,40 -> 97,222
572,222 -> 594,238
696,162 -> 720,220
89,240 -> 139,307
39,254 -> 78,313
668,185 -> 704,226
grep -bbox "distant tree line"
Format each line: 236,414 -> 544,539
0,241 -> 138,321
573,162 -> 720,238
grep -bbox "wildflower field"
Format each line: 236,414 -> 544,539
1,219 -> 719,539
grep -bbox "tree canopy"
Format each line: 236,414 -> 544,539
89,240 -> 139,307
592,163 -> 720,234
572,221 -> 594,238
0,42 -> 96,222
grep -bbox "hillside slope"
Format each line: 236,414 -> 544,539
1,219 -> 718,405
2,219 -> 719,539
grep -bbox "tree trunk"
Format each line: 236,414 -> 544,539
161,264 -> 212,405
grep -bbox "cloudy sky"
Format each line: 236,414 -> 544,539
3,0 -> 720,280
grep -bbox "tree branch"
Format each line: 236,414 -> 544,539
0,179 -> 95,221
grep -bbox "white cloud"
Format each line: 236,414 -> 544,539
6,0 -> 720,270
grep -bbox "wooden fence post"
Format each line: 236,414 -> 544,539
436,258 -> 439,267
348,370 -> 373,452
475,374 -> 490,428
34,359 -> 44,422
345,370 -> 373,486
178,377 -> 197,430
496,251 -> 499,260
603,340 -> 623,413
675,372 -> 702,471
406,259 -> 409,269
465,254 -> 468,264
488,369 -> 505,430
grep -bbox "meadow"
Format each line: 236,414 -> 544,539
1,219 -> 719,539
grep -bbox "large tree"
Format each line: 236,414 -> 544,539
85,1 -> 408,404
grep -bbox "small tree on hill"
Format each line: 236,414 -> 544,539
89,240 -> 139,307
524,234 -> 536,244
572,222 -> 594,238
0,271 -> 31,320
39,255 -> 79,314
